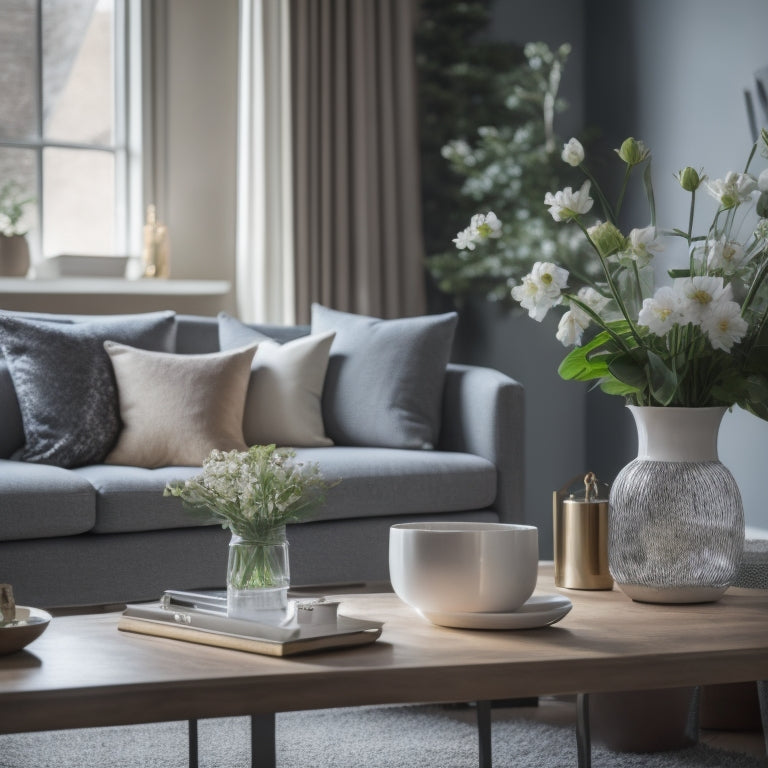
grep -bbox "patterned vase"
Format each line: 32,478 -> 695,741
609,406 -> 744,603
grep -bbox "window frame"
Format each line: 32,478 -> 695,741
0,0 -> 147,266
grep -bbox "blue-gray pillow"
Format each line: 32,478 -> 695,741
310,304 -> 458,449
0,311 -> 177,467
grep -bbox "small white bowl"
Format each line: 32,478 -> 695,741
389,522 -> 539,614
0,606 -> 51,655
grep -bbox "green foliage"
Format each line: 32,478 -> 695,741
0,180 -> 34,237
419,34 -> 594,302
415,0 -> 524,278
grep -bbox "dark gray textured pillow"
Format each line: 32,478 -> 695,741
0,311 -> 177,467
310,304 -> 458,449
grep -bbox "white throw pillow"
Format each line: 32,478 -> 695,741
104,341 -> 257,468
242,331 -> 335,447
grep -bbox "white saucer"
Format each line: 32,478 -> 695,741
418,594 -> 572,630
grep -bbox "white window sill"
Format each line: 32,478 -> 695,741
0,277 -> 231,296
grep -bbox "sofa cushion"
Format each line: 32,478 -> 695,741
0,311 -> 177,468
219,313 -> 335,447
292,447 -> 496,522
0,459 -> 96,541
79,447 -> 496,534
74,465 -> 206,534
104,342 -> 257,468
310,304 -> 458,450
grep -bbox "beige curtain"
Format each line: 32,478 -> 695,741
290,0 -> 427,323
237,0 -> 295,324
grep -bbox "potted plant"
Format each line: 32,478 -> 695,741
457,129 -> 768,603
0,180 -> 34,277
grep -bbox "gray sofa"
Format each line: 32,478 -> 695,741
0,313 -> 524,609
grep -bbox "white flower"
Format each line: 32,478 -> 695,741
544,180 -> 594,222
452,212 -> 502,251
556,310 -> 588,346
452,227 -> 476,251
555,282 -> 608,347
759,168 -> 768,193
577,286 -> 610,314
561,138 -> 585,167
619,226 -> 664,267
471,211 -> 503,239
705,237 -> 746,274
675,276 -> 732,326
701,300 -> 748,351
638,287 -> 680,336
511,261 -> 569,321
704,171 -> 758,209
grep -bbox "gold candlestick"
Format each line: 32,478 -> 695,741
142,204 -> 170,278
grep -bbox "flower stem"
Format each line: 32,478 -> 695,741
575,218 -> 644,347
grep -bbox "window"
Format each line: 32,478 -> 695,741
0,0 -> 144,267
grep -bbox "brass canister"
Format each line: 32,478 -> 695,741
553,472 -> 613,590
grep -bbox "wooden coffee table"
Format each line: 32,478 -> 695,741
1,564 -> 767,768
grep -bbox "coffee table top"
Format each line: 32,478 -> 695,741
1,563 -> 767,733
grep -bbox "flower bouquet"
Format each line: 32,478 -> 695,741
166,445 -> 335,612
455,129 -> 768,418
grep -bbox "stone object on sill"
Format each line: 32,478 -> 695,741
45,254 -> 130,278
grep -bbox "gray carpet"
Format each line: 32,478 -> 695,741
0,704 -> 764,767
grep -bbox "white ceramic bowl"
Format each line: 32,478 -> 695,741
389,522 -> 539,614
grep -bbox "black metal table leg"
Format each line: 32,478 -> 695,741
476,700 -> 492,768
758,680 -> 768,755
576,693 -> 591,768
251,713 -> 277,768
188,719 -> 198,768
685,686 -> 701,744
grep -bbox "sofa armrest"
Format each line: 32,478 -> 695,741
438,363 -> 524,524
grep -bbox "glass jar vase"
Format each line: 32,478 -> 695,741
226,528 -> 290,618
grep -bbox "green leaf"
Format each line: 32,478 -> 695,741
599,377 -> 641,396
557,332 -> 615,382
745,374 -> 768,404
743,402 -> 768,421
646,350 -> 678,405
667,268 -> 691,278
608,353 -> 647,390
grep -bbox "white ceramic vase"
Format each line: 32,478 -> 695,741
609,406 -> 744,604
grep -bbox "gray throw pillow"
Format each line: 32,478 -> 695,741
310,304 -> 458,449
0,311 -> 177,467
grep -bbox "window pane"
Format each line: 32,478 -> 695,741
43,0 -> 114,145
0,147 -> 38,238
0,0 -> 38,141
43,148 -> 114,256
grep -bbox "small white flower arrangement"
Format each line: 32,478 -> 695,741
458,129 -> 768,417
165,444 -> 334,543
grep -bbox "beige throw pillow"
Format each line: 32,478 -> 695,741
243,331 -> 335,447
104,341 -> 257,468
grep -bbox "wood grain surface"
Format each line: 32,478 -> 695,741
1,564 -> 766,734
